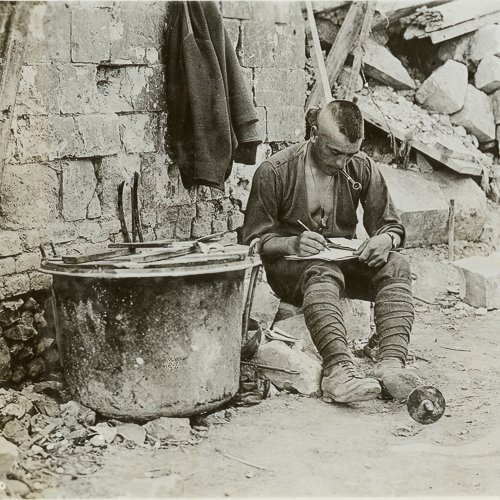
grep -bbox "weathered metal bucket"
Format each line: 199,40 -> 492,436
40,246 -> 260,420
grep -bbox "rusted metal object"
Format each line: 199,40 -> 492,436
41,249 -> 260,419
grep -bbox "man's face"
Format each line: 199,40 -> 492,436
310,115 -> 362,175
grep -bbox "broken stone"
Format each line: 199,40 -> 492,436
35,337 -> 54,356
3,323 -> 37,341
0,299 -> 23,327
3,479 -> 30,498
10,366 -> 26,384
252,341 -> 322,395
490,89 -> 500,124
33,312 -> 48,331
273,301 -> 301,323
378,165 -> 449,247
454,252 -> 500,309
89,423 -> 118,444
451,85 -> 496,142
142,417 -> 191,442
475,55 -> 500,94
250,279 -> 281,329
116,424 -> 146,446
0,337 -> 12,382
273,314 -> 321,363
363,38 -> 416,90
3,419 -> 30,445
470,24 -> 500,65
0,436 -> 19,476
438,33 -> 473,65
25,357 -> 45,378
21,297 -> 40,312
415,60 -> 467,114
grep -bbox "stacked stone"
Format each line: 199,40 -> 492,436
0,295 -> 58,386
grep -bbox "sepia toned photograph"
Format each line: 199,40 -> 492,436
0,0 -> 499,497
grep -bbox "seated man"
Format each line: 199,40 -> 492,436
241,100 -> 420,403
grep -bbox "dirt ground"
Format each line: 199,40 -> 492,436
32,237 -> 500,499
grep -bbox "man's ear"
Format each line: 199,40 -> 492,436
310,125 -> 318,143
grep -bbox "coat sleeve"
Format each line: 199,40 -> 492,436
361,158 -> 407,246
240,162 -> 282,247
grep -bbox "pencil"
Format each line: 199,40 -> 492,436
297,220 -> 329,250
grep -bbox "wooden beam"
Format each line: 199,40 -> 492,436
306,1 -> 366,110
429,10 -> 500,43
345,2 -> 375,101
371,0 -> 453,31
357,99 -> 483,177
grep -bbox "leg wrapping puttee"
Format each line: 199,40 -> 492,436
302,281 -> 351,373
374,282 -> 414,363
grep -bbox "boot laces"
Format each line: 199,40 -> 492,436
339,361 -> 362,379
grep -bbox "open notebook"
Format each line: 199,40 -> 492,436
286,237 -> 364,261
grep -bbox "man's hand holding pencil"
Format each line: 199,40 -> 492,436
294,220 -> 330,257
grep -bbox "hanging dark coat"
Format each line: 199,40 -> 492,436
166,1 -> 261,190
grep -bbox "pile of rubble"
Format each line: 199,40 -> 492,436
0,382 -> 216,497
0,295 -> 59,386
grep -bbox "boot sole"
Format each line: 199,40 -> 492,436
379,372 -> 421,400
323,381 -> 382,403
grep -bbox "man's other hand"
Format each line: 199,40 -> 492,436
292,231 -> 328,257
353,233 -> 392,267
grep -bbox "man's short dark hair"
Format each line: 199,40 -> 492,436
325,100 -> 364,143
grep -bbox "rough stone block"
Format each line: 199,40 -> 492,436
0,232 -> 22,257
266,106 -> 305,142
338,66 -> 364,93
470,24 -> 500,65
97,153 -> 141,216
29,272 -> 52,292
15,253 -> 41,273
76,221 -> 108,243
25,3 -> 71,64
49,117 -> 84,160
0,338 -> 12,382
252,341 -> 322,395
363,38 -> 416,90
212,218 -> 228,233
46,221 -> 77,244
240,21 -> 305,69
378,164 -> 449,247
1,162 -> 59,232
3,323 -> 37,341
251,2 -> 303,24
491,89 -> 500,124
191,219 -> 212,239
71,6 -> 112,63
2,275 -> 30,298
454,252 -> 500,309
61,160 -> 100,222
227,163 -> 259,211
221,1 -> 252,20
224,19 -> 240,50
450,85 -> 496,143
9,116 -> 51,163
273,314 -> 322,364
438,33 -> 473,64
415,60 -> 467,114
143,417 -> 191,441
254,68 -> 306,107
0,258 -> 16,276
475,55 -> 500,94
0,436 -> 18,475
118,114 -> 156,154
109,2 -> 166,64
255,106 -> 267,143
96,66 -> 165,113
15,65 -> 52,116
429,170 -> 487,241
251,280 -> 281,329
228,212 -> 244,231
75,115 -> 121,157
52,64 -> 100,114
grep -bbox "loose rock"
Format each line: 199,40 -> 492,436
143,417 -> 192,442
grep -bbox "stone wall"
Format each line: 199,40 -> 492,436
0,1 -> 307,384
0,1 -> 307,300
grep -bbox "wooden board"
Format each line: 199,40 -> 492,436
429,10 -> 500,43
306,1 -> 366,109
358,102 -> 483,177
62,248 -> 135,264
